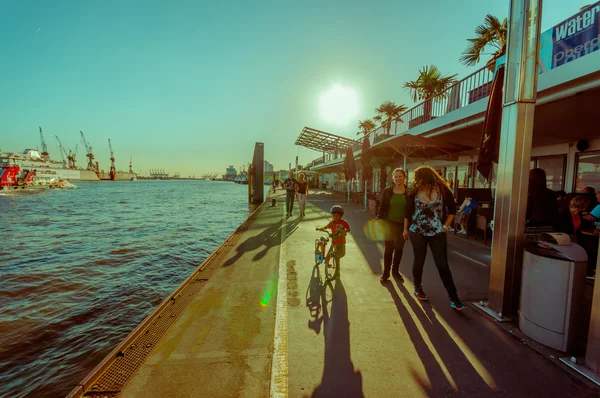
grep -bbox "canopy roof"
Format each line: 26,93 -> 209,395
367,134 -> 472,160
295,127 -> 361,153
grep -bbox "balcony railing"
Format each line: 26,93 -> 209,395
368,66 -> 495,144
309,31 -> 597,168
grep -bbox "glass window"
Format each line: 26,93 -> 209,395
575,151 -> 600,192
435,167 -> 445,179
446,167 -> 456,192
536,156 -> 565,191
473,164 -> 488,188
457,165 -> 469,189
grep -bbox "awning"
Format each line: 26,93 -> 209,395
295,127 -> 361,153
367,134 -> 472,163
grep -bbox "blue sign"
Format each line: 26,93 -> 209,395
540,2 -> 600,71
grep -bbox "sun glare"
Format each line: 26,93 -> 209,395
318,84 -> 359,127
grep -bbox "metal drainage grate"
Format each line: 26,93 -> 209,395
85,277 -> 208,396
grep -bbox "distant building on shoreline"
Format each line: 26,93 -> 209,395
223,165 -> 237,181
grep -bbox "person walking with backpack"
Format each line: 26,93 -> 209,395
376,168 -> 408,283
283,171 -> 298,217
403,166 -> 465,310
296,172 -> 309,217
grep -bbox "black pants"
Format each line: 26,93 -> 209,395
285,191 -> 295,214
409,231 -> 458,298
383,221 -> 405,277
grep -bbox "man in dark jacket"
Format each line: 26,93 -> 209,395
283,172 -> 298,217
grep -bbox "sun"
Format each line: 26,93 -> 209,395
318,84 -> 359,127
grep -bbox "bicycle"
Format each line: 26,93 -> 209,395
314,227 -> 345,281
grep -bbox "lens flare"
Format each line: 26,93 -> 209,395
363,219 -> 388,241
261,278 -> 277,307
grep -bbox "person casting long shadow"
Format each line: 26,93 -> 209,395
403,166 -> 465,310
376,167 -> 408,284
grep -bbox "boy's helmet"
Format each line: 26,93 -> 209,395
330,205 -> 344,216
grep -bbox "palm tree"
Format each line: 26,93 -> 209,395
460,14 -> 507,72
374,101 -> 407,137
403,65 -> 457,122
357,119 -> 376,137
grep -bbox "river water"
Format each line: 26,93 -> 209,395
0,180 -> 266,398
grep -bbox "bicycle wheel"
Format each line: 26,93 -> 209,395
325,254 -> 339,281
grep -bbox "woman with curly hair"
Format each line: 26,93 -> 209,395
403,166 -> 465,310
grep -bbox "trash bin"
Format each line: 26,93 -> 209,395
519,233 -> 588,352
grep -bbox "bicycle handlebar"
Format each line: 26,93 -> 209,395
315,227 -> 347,238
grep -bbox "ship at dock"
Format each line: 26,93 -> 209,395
0,149 -> 100,181
2,127 -> 139,182
222,165 -> 237,182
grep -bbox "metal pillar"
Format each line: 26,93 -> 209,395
347,180 -> 351,204
251,142 -> 264,204
488,0 -> 542,318
248,165 -> 253,204
364,181 -> 367,211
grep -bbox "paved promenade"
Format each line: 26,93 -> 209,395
120,189 -> 599,397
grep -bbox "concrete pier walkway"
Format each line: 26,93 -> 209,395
119,189 -> 598,397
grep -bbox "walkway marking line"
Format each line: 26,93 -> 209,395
270,207 -> 289,398
453,251 -> 489,268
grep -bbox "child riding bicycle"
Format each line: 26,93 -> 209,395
317,205 -> 350,263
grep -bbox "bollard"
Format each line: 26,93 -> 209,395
271,198 -> 276,207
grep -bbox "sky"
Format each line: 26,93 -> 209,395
0,0 -> 594,176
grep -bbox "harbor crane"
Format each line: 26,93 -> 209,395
108,139 -> 116,180
68,144 -> 78,169
55,135 -> 68,169
56,136 -> 78,169
129,154 -> 134,174
39,126 -> 49,157
80,131 -> 96,171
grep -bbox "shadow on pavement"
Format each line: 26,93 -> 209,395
305,190 -> 598,396
222,216 -> 300,267
306,263 -> 334,335
312,279 -> 364,398
384,281 -> 495,396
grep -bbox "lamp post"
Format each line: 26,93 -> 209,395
488,0 -> 542,318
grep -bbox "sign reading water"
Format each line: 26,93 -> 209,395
540,2 -> 600,70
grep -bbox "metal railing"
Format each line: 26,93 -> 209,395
309,64 -> 495,167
